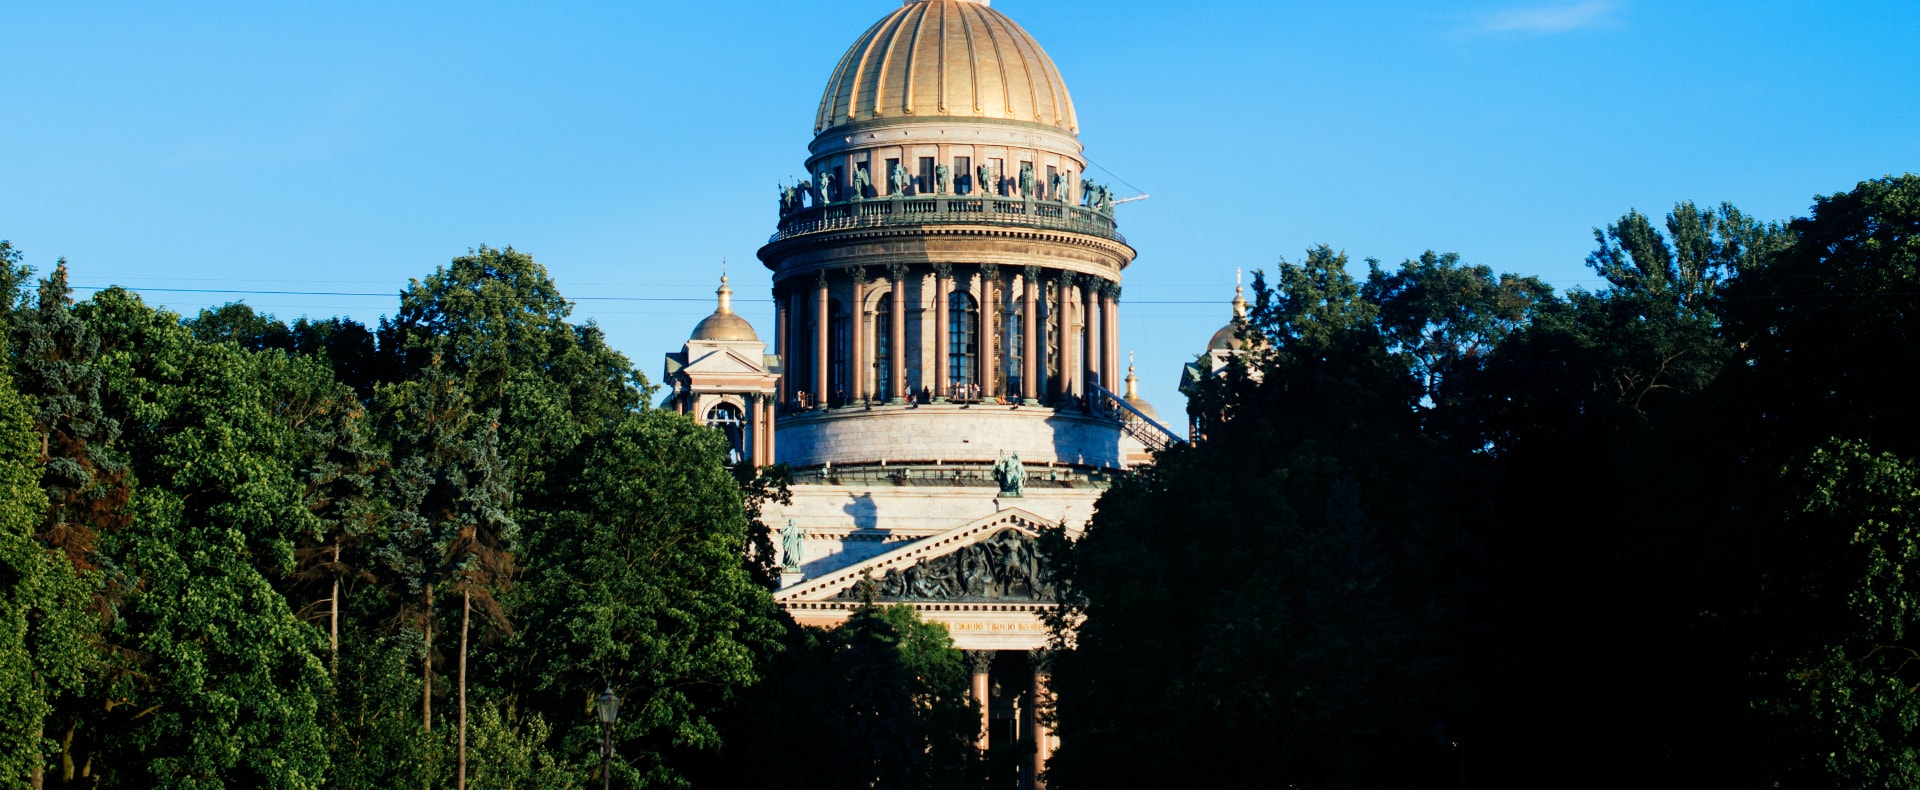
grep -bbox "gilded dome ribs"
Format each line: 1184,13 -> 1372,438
957,2 -> 981,113
966,2 -> 1016,119
813,0 -> 1076,134
935,1 -> 949,113
866,8 -> 915,120
847,7 -> 907,123
901,3 -> 931,115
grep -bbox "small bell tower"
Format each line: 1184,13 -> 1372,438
663,268 -> 782,467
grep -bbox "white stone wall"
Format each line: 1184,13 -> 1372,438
775,404 -> 1125,468
765,481 -> 1103,578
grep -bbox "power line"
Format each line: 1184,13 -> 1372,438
72,285 -> 774,303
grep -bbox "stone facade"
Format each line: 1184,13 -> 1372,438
775,402 -> 1125,469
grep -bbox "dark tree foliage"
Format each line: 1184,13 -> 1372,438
11,264 -> 131,573
688,599 -> 978,790
1045,246 -> 1468,787
190,303 -> 389,399
1045,182 -> 1920,788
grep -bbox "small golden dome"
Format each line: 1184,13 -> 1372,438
1207,278 -> 1250,351
691,273 -> 759,342
1123,355 -> 1159,420
815,0 -> 1078,136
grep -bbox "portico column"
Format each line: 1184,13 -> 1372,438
966,650 -> 993,752
1054,271 -> 1076,403
933,263 -> 952,400
1103,284 -> 1120,393
762,394 -> 776,464
980,264 -> 999,401
1021,266 -> 1040,404
849,266 -> 868,403
888,263 -> 908,403
1030,658 -> 1053,789
1082,280 -> 1099,394
774,288 -> 788,406
813,271 -> 829,409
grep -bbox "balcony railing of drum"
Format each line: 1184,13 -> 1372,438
769,201 -> 1123,244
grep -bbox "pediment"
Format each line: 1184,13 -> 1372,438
684,346 -> 767,375
775,508 -> 1057,604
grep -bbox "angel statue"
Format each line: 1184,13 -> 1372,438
991,452 -> 1026,497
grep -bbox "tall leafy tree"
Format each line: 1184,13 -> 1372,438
10,263 -> 131,574
383,246 -> 649,498
374,358 -> 515,788
511,410 -> 781,787
75,286 -> 334,788
0,369 -> 92,790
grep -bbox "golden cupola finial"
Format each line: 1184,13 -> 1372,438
690,260 -> 758,342
1125,351 -> 1140,400
1232,267 -> 1246,319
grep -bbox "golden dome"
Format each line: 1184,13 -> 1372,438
815,0 -> 1078,136
1123,357 -> 1159,420
1207,280 -> 1250,351
691,274 -> 760,342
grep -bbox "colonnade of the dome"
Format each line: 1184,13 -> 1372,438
770,262 -> 1120,411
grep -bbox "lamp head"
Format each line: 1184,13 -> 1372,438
596,687 -> 620,725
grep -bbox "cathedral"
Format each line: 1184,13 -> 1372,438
659,1 -> 1237,783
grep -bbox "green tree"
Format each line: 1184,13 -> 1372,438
0,369 -> 92,790
373,358 -> 515,785
511,410 -> 781,788
75,286 -> 334,788
10,262 -> 131,573
382,246 -> 649,498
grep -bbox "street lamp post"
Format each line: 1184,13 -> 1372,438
596,687 -> 620,790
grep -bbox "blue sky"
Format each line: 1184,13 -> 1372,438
3,1 -> 1915,422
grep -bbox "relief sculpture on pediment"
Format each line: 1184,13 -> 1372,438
838,528 -> 1053,602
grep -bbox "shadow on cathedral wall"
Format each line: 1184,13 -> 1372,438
1046,410 -> 1121,469
797,492 -> 884,577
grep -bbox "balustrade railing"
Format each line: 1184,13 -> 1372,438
1090,383 -> 1186,454
771,195 -> 1123,244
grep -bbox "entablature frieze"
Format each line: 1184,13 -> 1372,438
759,226 -> 1133,284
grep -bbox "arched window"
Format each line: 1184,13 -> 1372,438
875,293 -> 893,399
949,291 -> 977,391
705,403 -> 747,465
829,299 -> 849,404
1006,305 -> 1024,398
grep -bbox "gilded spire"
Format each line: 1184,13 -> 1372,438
1125,351 -> 1139,400
715,264 -> 734,315
1231,268 -> 1246,320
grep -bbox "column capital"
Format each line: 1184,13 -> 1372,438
886,262 -> 909,282
1105,282 -> 1122,300
981,262 -> 1001,283
966,650 -> 996,674
815,268 -> 830,288
847,265 -> 870,286
1057,270 -> 1077,288
1022,264 -> 1043,283
931,262 -> 954,280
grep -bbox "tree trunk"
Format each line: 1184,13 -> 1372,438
330,538 -> 342,675
423,582 -> 433,732
29,722 -> 41,789
457,588 -> 470,790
